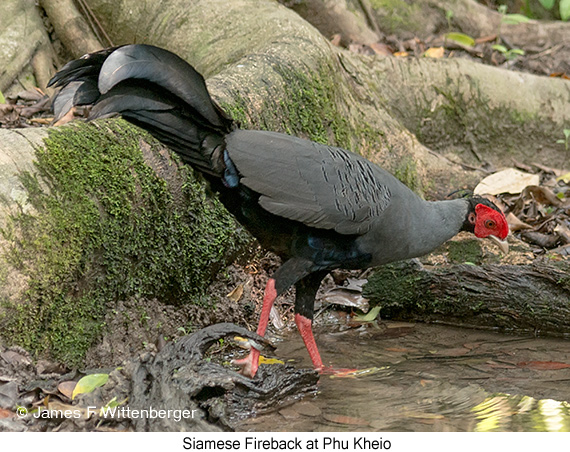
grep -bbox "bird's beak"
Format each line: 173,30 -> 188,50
488,235 -> 509,254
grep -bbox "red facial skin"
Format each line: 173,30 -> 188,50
474,204 -> 509,240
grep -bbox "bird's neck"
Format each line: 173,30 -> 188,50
410,198 -> 469,256
360,197 -> 469,266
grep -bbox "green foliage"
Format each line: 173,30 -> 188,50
492,44 -> 526,60
445,32 -> 475,48
556,128 -> 570,150
0,120 -> 251,365
72,373 -> 109,399
561,0 -> 570,20
501,13 -> 531,24
538,0 -> 556,9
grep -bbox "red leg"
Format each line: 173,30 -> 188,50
295,313 -> 324,371
233,278 -> 277,378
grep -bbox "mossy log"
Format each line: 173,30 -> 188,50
364,260 -> 570,336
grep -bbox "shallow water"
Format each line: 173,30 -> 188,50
236,321 -> 570,432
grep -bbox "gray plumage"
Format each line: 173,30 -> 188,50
226,130 -> 393,235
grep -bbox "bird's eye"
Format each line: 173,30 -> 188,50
485,220 -> 496,228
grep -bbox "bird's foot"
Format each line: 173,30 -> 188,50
232,348 -> 260,378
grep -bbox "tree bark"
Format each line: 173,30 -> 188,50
364,260 -> 570,336
39,0 -> 103,57
0,0 -> 49,93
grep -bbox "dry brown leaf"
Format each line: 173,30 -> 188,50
506,212 -> 533,232
474,168 -> 539,195
0,408 -> 13,419
46,400 -> 91,419
57,381 -> 77,400
330,34 -> 341,47
227,284 -> 244,302
522,185 -> 562,206
370,42 -> 392,56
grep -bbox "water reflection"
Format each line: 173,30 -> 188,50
473,395 -> 570,432
236,322 -> 570,432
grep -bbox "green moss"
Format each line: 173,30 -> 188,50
369,0 -> 423,35
414,77 -> 555,163
393,156 -> 421,194
221,64 -> 385,157
363,262 -> 430,311
0,120 -> 251,366
447,240 -> 483,265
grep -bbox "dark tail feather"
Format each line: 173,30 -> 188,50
49,44 -> 233,175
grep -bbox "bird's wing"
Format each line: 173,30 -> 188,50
225,130 -> 394,235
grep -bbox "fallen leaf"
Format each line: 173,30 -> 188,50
0,408 -> 13,418
556,171 -> 570,183
72,373 -> 109,400
550,72 -> 570,80
474,168 -> 540,195
369,42 -> 393,56
522,185 -> 562,206
424,47 -> 444,58
57,381 -> 77,399
270,305 -> 284,330
353,305 -> 381,322
444,32 -> 475,48
258,356 -> 284,365
520,231 -> 560,249
322,288 -> 369,312
393,51 -> 409,57
47,400 -> 90,419
506,212 -> 532,231
330,34 -> 342,47
227,284 -> 244,302
517,361 -> 570,370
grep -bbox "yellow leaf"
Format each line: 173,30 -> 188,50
556,171 -> 570,184
424,47 -> 444,58
259,356 -> 284,365
72,373 -> 109,400
393,51 -> 408,57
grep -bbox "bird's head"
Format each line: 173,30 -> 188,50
463,197 -> 509,253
